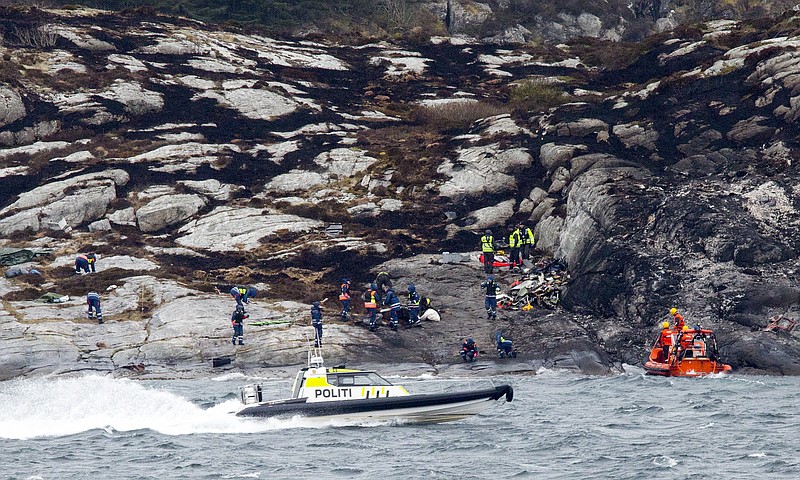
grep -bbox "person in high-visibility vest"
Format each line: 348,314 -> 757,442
520,223 -> 535,260
480,229 -> 496,274
364,283 -> 379,331
230,286 -> 258,308
508,225 -> 522,270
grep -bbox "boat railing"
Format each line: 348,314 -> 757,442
399,377 -> 502,395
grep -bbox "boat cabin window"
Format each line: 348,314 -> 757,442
327,372 -> 392,387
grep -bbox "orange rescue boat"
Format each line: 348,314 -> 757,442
644,328 -> 732,377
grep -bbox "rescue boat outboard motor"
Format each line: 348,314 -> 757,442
239,384 -> 264,405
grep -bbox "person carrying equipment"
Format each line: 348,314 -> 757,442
461,338 -> 478,362
86,291 -> 103,324
480,229 -> 496,274
670,308 -> 685,330
230,286 -> 258,308
481,275 -> 500,320
496,333 -> 515,358
311,301 -> 323,347
508,225 -> 522,270
407,284 -> 421,326
520,223 -> 535,260
375,271 -> 392,301
659,321 -> 674,361
339,278 -> 351,322
231,305 -> 248,345
364,283 -> 379,331
75,253 -> 97,274
382,287 -> 401,331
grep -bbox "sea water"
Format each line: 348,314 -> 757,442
0,368 -> 798,479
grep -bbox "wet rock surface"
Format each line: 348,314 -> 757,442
0,8 -> 799,379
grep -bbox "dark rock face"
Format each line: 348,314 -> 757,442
0,8 -> 799,377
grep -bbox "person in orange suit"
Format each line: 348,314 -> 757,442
659,321 -> 674,361
670,307 -> 685,330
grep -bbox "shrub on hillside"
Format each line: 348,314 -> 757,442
508,79 -> 569,113
568,37 -> 644,70
410,101 -> 508,131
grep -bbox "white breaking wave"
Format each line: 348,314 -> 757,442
0,375 -> 355,439
652,455 -> 678,468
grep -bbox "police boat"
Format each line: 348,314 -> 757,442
236,347 -> 513,424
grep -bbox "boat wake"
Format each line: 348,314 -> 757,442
0,375 -> 383,439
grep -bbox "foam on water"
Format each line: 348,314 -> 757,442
0,375 -> 369,439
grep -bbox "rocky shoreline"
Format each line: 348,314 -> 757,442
1,8 -> 800,378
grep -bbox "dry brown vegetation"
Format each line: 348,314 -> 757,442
409,101 -> 509,131
568,37 -> 646,70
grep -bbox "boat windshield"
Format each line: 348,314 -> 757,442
327,372 -> 393,387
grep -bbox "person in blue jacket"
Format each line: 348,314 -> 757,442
311,301 -> 323,347
481,276 -> 500,320
75,253 -> 97,274
496,332 -> 515,358
231,305 -> 248,346
407,284 -> 421,326
339,278 -> 351,322
382,287 -> 401,331
230,286 -> 258,307
87,291 -> 102,324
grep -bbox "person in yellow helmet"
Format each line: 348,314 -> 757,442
679,325 -> 693,353
670,308 -> 685,329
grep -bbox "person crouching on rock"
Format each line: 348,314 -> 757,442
75,253 -> 97,274
311,301 -> 323,347
496,333 -> 515,358
382,287 -> 401,331
87,290 -> 103,324
231,305 -> 248,346
419,296 -> 441,322
364,283 -> 379,331
461,338 -> 478,362
339,278 -> 351,322
230,286 -> 257,308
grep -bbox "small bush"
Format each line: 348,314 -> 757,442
410,101 -> 508,131
569,37 -> 645,70
508,79 -> 569,113
10,23 -> 57,48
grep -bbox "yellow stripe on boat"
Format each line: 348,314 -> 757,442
304,377 -> 330,387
